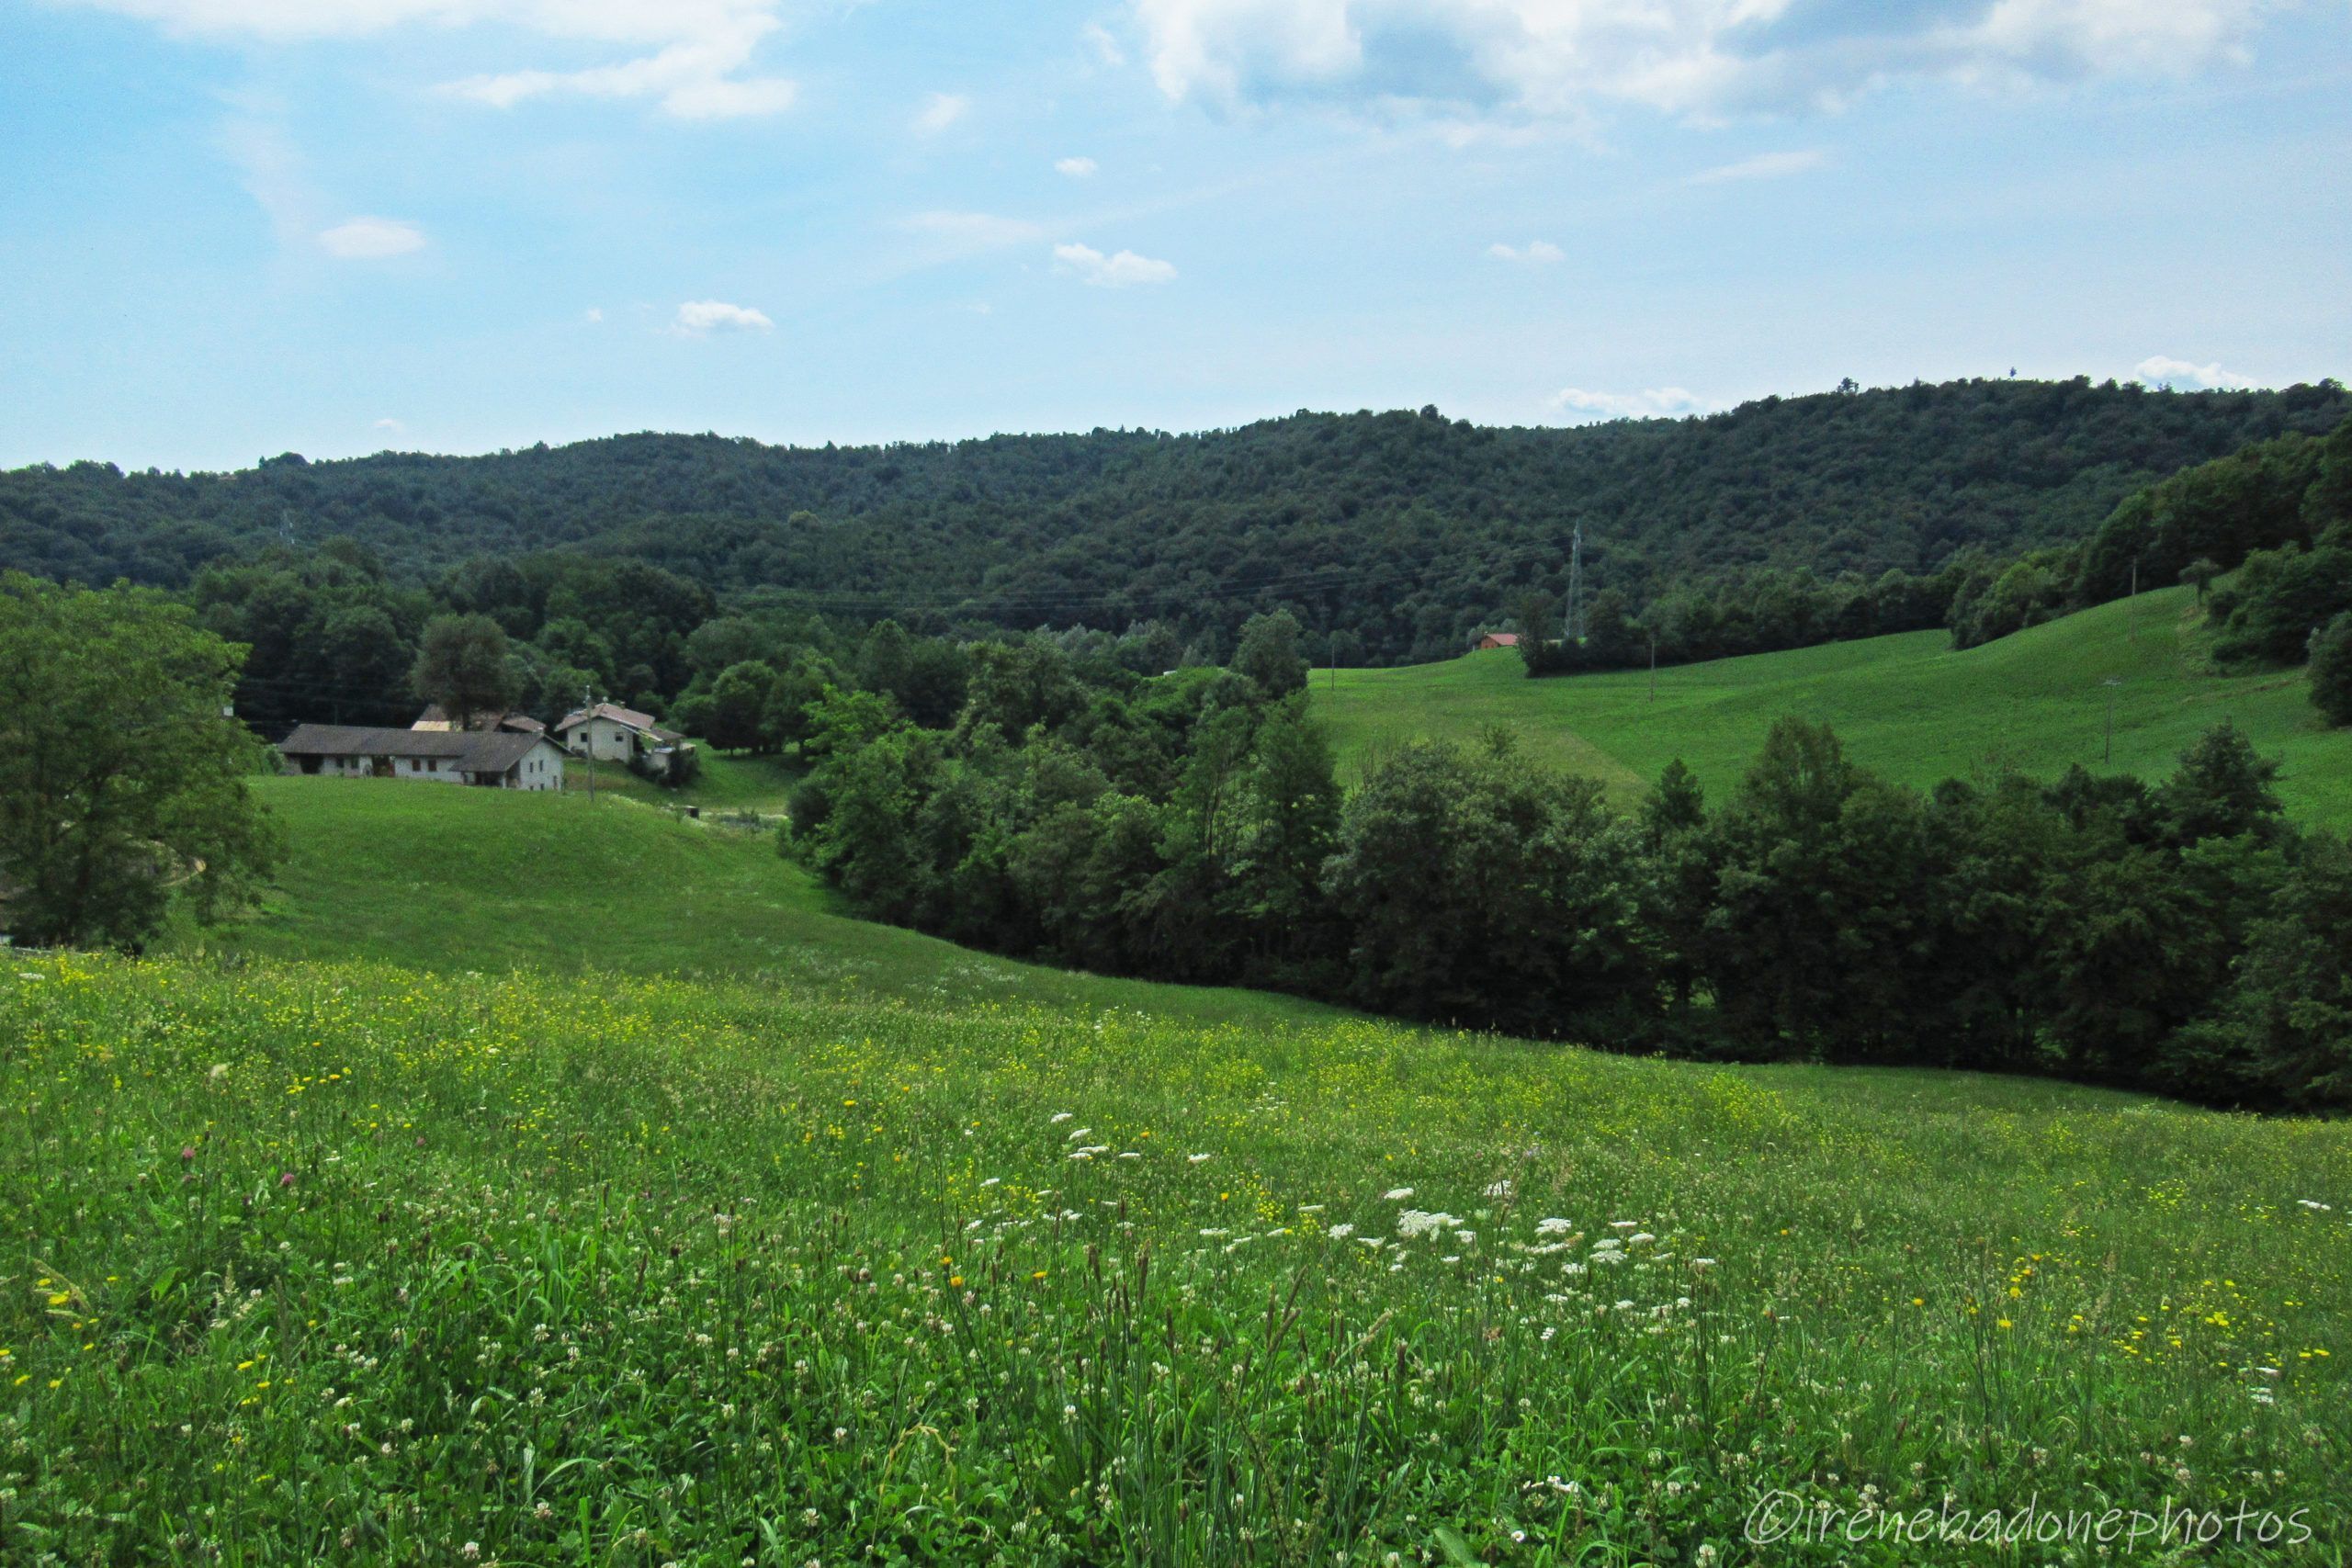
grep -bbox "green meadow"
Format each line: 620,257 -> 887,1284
1314,587 -> 2352,830
4,953 -> 2346,1565
168,776 -> 1333,1027
7,598 -> 2349,1565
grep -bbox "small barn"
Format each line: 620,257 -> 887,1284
1475,632 -> 1521,651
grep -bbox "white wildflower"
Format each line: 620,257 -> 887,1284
1382,1188 -> 1414,1201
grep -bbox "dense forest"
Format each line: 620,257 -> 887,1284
773,609 -> 2352,1114
7,376 -> 2348,663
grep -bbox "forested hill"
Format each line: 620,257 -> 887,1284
8,375 -> 2347,661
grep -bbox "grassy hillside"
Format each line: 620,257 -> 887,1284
562,745 -> 797,818
173,775 -> 1334,1028
1316,585 -> 2352,830
5,953 -> 2346,1563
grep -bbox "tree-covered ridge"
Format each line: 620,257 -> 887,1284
7,376 -> 2347,662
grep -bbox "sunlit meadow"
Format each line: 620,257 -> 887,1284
3,955 -> 2346,1565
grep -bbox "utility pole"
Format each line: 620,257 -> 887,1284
582,685 -> 597,804
1566,523 -> 1585,644
2128,561 -> 2138,644
1648,631 -> 1657,703
2102,676 -> 2120,765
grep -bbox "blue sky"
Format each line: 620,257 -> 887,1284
3,0 -> 2348,471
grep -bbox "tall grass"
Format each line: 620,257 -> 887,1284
4,955 -> 2345,1563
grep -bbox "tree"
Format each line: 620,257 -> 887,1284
704,660 -> 780,752
1232,610 -> 1307,697
2154,722 -> 2284,848
412,614 -> 515,728
1699,719 -> 1936,1061
0,573 -> 283,949
2312,612 -> 2352,727
2178,557 -> 2222,604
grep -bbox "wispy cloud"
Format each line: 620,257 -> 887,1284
1081,21 -> 1126,67
674,299 -> 774,334
1549,386 -> 1713,423
1487,240 -> 1563,264
911,92 -> 969,134
1131,0 -> 2283,124
1053,242 -> 1177,287
1686,149 -> 1826,185
319,217 -> 425,259
1056,155 -> 1100,177
2133,355 -> 2256,391
75,1 -> 801,120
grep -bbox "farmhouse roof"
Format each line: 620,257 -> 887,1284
1480,632 -> 1521,648
555,702 -> 661,735
280,724 -> 555,774
283,724 -> 472,759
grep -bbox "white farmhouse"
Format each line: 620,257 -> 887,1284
277,724 -> 567,791
554,702 -> 693,778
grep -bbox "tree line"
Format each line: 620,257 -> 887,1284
1510,412 -> 2352,732
8,378 -> 2348,666
783,612 -> 2351,1114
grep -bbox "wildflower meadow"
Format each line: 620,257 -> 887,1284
2,954 -> 2346,1564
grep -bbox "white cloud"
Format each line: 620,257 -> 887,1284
67,1 -> 799,119
1487,240 -> 1562,264
1053,242 -> 1178,287
373,417 -> 405,433
318,216 -> 425,258
1686,149 -> 1826,185
674,299 -> 774,333
1127,0 -> 2281,123
584,307 -> 605,323
911,92 -> 969,134
1549,386 -> 1713,423
2133,355 -> 2256,391
1056,155 -> 1100,177
1082,21 -> 1127,66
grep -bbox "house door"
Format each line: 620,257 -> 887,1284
370,757 -> 392,778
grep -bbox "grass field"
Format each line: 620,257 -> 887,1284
167,776 -> 1337,1027
3,953 -> 2346,1564
561,746 -> 799,818
1314,588 -> 2352,831
12,607 -> 2348,1564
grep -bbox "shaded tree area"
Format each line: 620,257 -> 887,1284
0,573 -> 283,950
8,378 -> 2347,666
788,626 -> 2351,1112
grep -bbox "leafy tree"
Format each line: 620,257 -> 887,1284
1699,719 -> 1935,1060
2312,612 -> 2352,727
2154,722 -> 2284,848
0,573 -> 282,949
304,605 -> 413,723
1232,610 -> 1307,697
1224,702 -> 1342,976
411,614 -> 515,728
2178,557 -> 2222,603
704,660 -> 780,752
